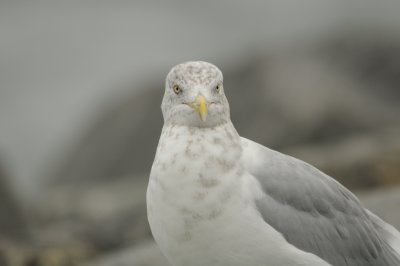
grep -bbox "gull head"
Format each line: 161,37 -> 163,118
161,61 -> 230,127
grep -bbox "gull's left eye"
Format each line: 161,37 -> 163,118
215,84 -> 221,92
172,85 -> 181,95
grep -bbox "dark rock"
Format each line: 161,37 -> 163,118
31,175 -> 151,257
0,163 -> 27,240
82,240 -> 168,266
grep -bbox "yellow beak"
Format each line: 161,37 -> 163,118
190,95 -> 208,122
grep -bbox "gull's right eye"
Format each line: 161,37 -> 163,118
172,85 -> 181,95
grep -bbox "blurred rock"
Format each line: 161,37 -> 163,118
320,30 -> 400,104
0,240 -> 93,266
286,126 -> 400,188
0,162 -> 27,240
31,174 -> 151,250
229,54 -> 400,148
46,83 -> 164,183
0,175 -> 149,266
357,187 -> 400,230
83,240 -> 168,266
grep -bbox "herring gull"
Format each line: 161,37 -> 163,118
146,61 -> 400,266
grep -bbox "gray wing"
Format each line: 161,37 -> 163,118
241,137 -> 400,266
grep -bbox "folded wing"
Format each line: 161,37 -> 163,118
241,138 -> 400,266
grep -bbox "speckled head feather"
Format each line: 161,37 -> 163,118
166,61 -> 223,88
161,61 -> 230,128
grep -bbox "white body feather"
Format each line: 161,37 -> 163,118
147,123 -> 331,266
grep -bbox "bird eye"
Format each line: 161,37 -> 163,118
215,84 -> 221,92
172,85 -> 181,95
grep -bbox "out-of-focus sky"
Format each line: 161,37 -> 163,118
1,1 -> 400,198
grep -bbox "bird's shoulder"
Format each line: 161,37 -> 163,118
240,137 -> 358,208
